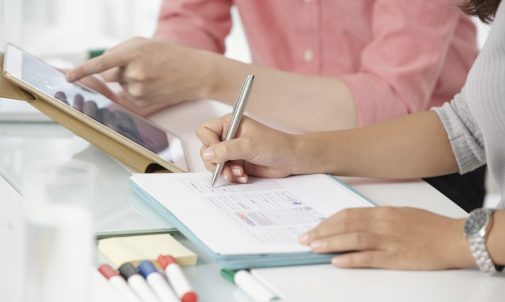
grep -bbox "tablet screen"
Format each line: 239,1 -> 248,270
13,48 -> 186,168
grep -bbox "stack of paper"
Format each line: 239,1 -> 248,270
98,233 -> 197,267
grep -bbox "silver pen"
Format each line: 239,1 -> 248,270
211,74 -> 255,187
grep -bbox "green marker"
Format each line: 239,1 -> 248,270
220,269 -> 279,301
220,268 -> 237,283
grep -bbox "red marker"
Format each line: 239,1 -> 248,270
98,264 -> 141,302
157,255 -> 198,302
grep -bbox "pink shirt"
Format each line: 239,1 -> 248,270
154,0 -> 478,126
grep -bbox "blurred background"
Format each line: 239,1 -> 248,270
0,0 -> 499,205
0,0 -> 491,64
0,0 -> 251,65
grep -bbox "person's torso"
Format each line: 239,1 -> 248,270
233,0 -> 477,108
463,3 -> 505,205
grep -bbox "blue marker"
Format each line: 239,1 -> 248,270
119,263 -> 160,302
139,261 -> 178,302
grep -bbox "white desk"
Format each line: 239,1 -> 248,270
1,98 -> 504,301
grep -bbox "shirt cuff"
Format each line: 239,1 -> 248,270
432,103 -> 485,174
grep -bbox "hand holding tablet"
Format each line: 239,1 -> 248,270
2,43 -> 188,172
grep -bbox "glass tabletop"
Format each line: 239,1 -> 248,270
0,121 -> 173,236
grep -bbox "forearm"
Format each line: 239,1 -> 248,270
292,110 -> 459,178
205,54 -> 357,132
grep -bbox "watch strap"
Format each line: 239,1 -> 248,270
468,235 -> 497,273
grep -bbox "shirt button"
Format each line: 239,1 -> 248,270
303,49 -> 314,62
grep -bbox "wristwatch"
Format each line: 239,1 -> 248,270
464,208 -> 497,273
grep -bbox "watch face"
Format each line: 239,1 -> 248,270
465,209 -> 490,236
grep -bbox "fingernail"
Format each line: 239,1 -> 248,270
203,148 -> 214,160
310,241 -> 323,250
66,72 -> 75,81
332,257 -> 347,267
298,233 -> 310,245
232,167 -> 242,176
237,176 -> 247,183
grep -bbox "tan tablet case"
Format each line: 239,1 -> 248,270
0,53 -> 182,173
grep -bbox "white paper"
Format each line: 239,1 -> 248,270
131,173 -> 373,255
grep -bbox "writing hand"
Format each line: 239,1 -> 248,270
196,115 -> 301,183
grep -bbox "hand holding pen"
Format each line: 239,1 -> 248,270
198,75 -> 301,184
210,74 -> 255,187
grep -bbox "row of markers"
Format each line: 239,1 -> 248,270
98,255 -> 197,302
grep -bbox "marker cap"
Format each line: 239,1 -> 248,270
118,263 -> 138,280
157,255 -> 177,269
98,264 -> 120,280
158,255 -> 198,302
220,269 -> 236,284
138,261 -> 158,278
182,291 -> 198,302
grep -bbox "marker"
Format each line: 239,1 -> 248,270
221,269 -> 279,302
157,255 -> 198,302
138,260 -> 179,302
98,264 -> 141,302
119,263 -> 160,302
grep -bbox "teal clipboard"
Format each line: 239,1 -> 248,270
129,175 -> 375,270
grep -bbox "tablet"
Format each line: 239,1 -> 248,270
3,43 -> 188,172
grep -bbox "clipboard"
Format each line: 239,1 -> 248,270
130,172 -> 376,269
0,52 -> 183,173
